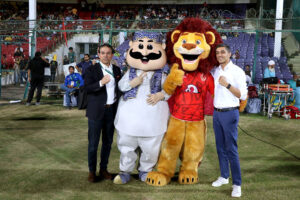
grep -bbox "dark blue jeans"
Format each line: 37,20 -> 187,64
60,84 -> 76,107
88,106 -> 115,173
20,70 -> 27,84
213,109 -> 242,186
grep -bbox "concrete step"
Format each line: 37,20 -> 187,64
293,69 -> 300,74
290,64 -> 300,74
283,33 -> 299,57
289,58 -> 300,62
288,57 -> 300,63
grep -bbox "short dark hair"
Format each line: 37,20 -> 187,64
98,43 -> 115,54
69,66 -> 75,70
35,52 -> 42,57
84,54 -> 90,57
216,43 -> 231,53
69,47 -> 73,50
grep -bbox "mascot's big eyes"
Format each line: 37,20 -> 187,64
182,39 -> 187,44
147,45 -> 153,50
139,44 -> 144,49
196,40 -> 201,45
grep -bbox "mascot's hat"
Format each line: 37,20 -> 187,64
133,31 -> 163,43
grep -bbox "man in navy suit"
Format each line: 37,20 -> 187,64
84,43 -> 122,182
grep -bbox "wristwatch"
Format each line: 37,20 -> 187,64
226,83 -> 231,89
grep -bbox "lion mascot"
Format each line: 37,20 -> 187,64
146,18 -> 222,186
113,31 -> 170,184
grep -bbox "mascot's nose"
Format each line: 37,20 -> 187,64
140,47 -> 149,55
182,43 -> 197,50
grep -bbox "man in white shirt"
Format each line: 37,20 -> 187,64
84,44 -> 122,183
210,43 -> 247,198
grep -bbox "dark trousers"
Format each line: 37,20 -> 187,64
213,109 -> 242,186
88,106 -> 115,173
50,72 -> 56,82
20,70 -> 27,84
27,78 -> 44,103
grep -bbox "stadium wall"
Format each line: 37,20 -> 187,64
47,33 -> 100,75
292,0 -> 300,44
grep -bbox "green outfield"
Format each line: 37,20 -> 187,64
0,103 -> 299,200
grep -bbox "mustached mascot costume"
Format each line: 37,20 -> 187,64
146,18 -> 223,186
113,32 -> 170,184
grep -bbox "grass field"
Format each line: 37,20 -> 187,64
0,103 -> 299,200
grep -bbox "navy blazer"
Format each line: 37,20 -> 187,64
84,63 -> 122,120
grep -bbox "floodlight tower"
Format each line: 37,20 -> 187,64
29,0 -> 37,58
274,0 -> 284,58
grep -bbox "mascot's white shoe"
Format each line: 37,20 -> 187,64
212,177 -> 229,187
113,173 -> 131,184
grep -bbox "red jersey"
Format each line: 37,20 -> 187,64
168,71 -> 214,121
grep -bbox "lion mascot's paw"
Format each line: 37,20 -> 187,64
178,170 -> 199,185
169,64 -> 184,86
239,99 -> 248,112
146,171 -> 171,186
163,64 -> 184,95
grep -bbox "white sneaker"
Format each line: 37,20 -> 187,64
212,176 -> 229,187
231,185 -> 241,198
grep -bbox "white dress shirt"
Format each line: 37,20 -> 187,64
114,69 -> 170,137
99,61 -> 115,105
211,61 -> 247,108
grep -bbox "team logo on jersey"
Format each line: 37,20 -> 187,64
200,74 -> 207,82
185,84 -> 198,93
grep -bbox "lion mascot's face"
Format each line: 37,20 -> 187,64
167,18 -> 222,73
172,31 -> 215,71
126,32 -> 167,71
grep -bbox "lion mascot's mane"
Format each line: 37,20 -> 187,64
166,17 -> 223,74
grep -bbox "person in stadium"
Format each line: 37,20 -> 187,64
232,50 -> 240,59
221,33 -> 227,40
60,66 -> 84,109
244,64 -> 252,85
14,47 -> 23,59
75,54 -> 92,79
26,52 -> 50,106
211,43 -> 247,198
84,44 -> 122,183
19,55 -> 28,86
1,54 -> 8,69
63,55 -> 70,65
50,55 -> 58,82
14,46 -> 23,54
288,73 -> 299,91
68,47 -> 76,63
264,60 -> 276,78
13,56 -> 20,85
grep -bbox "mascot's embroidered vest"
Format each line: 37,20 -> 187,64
123,68 -> 163,100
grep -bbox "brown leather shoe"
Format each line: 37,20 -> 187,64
88,172 -> 98,183
99,169 -> 112,180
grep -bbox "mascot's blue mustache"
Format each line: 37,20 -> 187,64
129,49 -> 162,62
